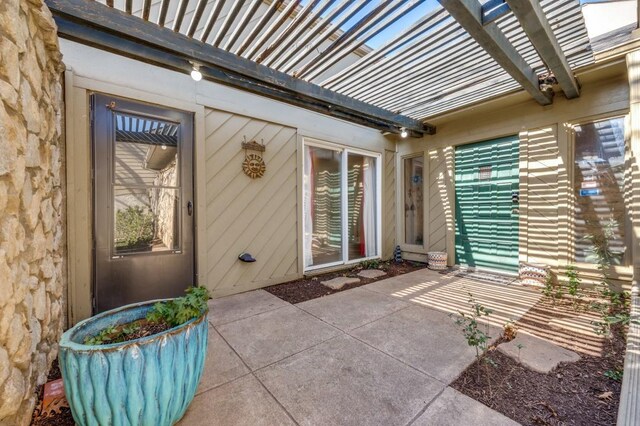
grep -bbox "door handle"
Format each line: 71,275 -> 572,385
187,201 -> 193,216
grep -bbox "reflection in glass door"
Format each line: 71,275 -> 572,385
303,143 -> 380,270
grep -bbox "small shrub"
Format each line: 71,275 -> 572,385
147,286 -> 211,327
360,259 -> 381,269
115,206 -> 155,250
450,293 -> 494,380
566,265 -> 582,310
84,287 -> 210,345
604,368 -> 623,382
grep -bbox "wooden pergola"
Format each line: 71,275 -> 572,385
46,0 -> 593,136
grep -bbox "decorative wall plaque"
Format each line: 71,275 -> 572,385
241,137 -> 266,179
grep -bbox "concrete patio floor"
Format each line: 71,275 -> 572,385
178,268 -> 537,426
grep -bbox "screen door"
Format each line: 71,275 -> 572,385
92,94 -> 195,313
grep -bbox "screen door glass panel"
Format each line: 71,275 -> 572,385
348,154 -> 377,261
306,146 -> 343,267
404,156 -> 424,246
113,112 -> 181,255
574,117 -> 627,265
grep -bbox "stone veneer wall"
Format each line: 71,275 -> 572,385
0,1 -> 66,424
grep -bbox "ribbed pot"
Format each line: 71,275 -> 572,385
59,300 -> 208,426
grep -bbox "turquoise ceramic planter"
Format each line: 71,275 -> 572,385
59,300 -> 208,426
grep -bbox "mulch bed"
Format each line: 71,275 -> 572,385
452,297 -> 627,426
31,359 -> 74,426
264,260 -> 425,304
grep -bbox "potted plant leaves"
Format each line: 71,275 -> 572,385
58,287 -> 210,426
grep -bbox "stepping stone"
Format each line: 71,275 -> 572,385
321,276 -> 360,290
498,332 -> 580,373
357,269 -> 387,279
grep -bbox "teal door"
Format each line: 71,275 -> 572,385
455,136 -> 519,272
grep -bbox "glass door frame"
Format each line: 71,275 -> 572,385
302,138 -> 382,272
567,111 -> 632,280
400,152 -> 426,253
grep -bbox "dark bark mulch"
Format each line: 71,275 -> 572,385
451,303 -> 626,426
31,359 -> 74,426
264,260 -> 426,304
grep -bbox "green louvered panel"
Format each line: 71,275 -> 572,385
455,136 -> 520,272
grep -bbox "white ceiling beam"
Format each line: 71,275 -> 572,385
438,0 -> 552,105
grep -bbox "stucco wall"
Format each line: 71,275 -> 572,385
0,0 -> 66,424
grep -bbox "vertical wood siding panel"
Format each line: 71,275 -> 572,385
204,109 -> 300,297
383,149 -> 396,259
522,126 -> 560,267
428,148 -> 448,252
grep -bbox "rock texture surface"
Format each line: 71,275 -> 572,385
321,277 -> 360,290
0,1 -> 66,424
498,332 -> 580,373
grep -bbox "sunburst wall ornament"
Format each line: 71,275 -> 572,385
241,137 -> 266,179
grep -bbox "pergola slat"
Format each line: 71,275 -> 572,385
259,0 -> 334,66
158,0 -> 171,26
223,0 -> 263,51
279,0 -> 371,74
303,0 -> 426,82
244,0 -> 302,61
187,0 -> 210,38
212,0 -> 245,47
438,0 -> 552,106
505,0 -> 580,98
172,0 -> 190,32
46,0 -> 434,135
200,0 -> 226,42
234,0 -> 285,56
265,0 -> 351,69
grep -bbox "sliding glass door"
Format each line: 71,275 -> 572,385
303,143 -> 380,270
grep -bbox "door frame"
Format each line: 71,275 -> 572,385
64,70 -> 207,325
91,93 -> 196,313
453,135 -> 521,274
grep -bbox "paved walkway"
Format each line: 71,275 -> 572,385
179,268 -> 535,426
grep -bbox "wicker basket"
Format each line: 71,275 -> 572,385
519,262 -> 549,287
427,252 -> 447,270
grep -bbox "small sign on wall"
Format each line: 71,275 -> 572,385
580,188 -> 600,197
479,165 -> 492,180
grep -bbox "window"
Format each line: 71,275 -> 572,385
303,143 -> 380,270
112,112 -> 181,255
573,117 -> 628,265
404,156 -> 424,246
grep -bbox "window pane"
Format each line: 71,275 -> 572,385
304,146 -> 342,267
574,117 -> 627,265
348,154 -> 377,261
114,187 -> 180,254
404,156 -> 424,246
114,112 -> 179,187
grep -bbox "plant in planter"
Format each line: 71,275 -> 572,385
59,287 -> 210,426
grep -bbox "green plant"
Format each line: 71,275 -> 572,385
84,323 -> 141,345
584,220 -> 636,336
450,293 -> 494,380
146,286 -> 211,327
542,273 -> 562,305
115,206 -> 155,250
84,287 -> 210,345
360,259 -> 381,269
604,368 -> 623,382
566,265 -> 582,310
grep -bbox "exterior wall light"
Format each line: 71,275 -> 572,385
400,128 -> 408,138
190,64 -> 202,82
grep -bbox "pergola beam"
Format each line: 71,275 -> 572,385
45,0 -> 434,135
505,0 -> 580,98
438,0 -> 552,106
